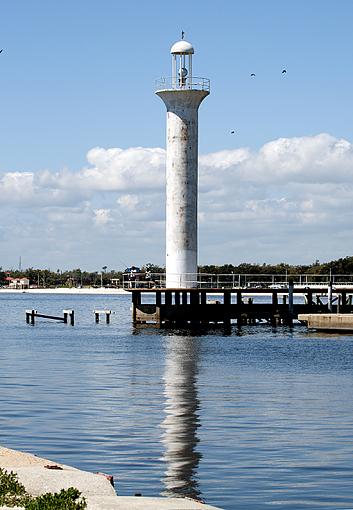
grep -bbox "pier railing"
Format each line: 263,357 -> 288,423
122,273 -> 353,289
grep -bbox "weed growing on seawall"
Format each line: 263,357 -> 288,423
0,468 -> 87,509
24,488 -> 87,510
0,467 -> 30,507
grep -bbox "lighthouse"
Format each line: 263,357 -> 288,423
156,37 -> 210,288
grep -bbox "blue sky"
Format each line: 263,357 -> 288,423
1,1 -> 353,270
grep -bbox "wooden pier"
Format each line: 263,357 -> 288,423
130,287 -> 353,327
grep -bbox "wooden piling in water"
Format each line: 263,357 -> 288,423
63,310 -> 75,326
94,310 -> 112,324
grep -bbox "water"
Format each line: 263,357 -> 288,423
1,293 -> 353,509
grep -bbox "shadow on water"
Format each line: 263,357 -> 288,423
160,336 -> 203,501
132,321 -> 299,338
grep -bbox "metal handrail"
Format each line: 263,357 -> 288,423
155,77 -> 210,92
122,272 -> 353,290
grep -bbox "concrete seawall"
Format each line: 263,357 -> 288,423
0,446 -> 222,510
298,313 -> 353,331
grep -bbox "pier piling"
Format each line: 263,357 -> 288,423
94,310 -> 112,324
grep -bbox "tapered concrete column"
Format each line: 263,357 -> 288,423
156,89 -> 209,288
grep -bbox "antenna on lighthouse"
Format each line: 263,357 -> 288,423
181,30 -> 185,39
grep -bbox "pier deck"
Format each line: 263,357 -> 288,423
130,287 -> 353,327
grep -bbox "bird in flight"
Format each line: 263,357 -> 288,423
282,69 -> 287,74
231,130 -> 235,134
0,50 -> 3,53
250,73 -> 256,77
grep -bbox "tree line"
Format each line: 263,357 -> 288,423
1,256 -> 353,287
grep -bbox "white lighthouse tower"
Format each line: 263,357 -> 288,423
156,37 -> 210,288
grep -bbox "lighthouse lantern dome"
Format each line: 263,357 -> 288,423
170,40 -> 194,55
170,39 -> 195,89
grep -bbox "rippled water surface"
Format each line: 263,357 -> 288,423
1,293 -> 353,509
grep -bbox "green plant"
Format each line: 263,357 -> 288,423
24,487 -> 86,510
0,467 -> 31,507
0,468 -> 86,509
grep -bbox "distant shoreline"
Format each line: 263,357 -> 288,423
0,287 -> 129,295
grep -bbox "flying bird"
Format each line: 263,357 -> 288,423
282,69 -> 287,74
250,73 -> 256,77
0,50 -> 3,53
231,130 -> 235,134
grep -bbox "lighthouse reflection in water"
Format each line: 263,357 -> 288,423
161,336 -> 202,501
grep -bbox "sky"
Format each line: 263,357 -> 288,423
1,0 -> 353,271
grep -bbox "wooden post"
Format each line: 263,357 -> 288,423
106,311 -> 111,324
236,290 -> 242,325
223,291 -> 231,326
132,291 -> 141,324
306,290 -> 313,309
272,291 -> 278,307
200,290 -> 206,305
25,309 -> 36,325
341,291 -> 347,311
271,291 -> 278,326
182,291 -> 188,305
174,292 -> 180,305
165,291 -> 172,306
95,312 -> 100,323
63,310 -> 74,326
156,291 -> 161,306
288,278 -> 294,321
190,291 -> 199,325
190,291 -> 199,306
328,280 -> 333,312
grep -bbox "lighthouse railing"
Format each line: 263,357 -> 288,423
155,77 -> 210,92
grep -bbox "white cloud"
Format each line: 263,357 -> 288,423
2,133 -> 353,268
0,172 -> 34,202
117,194 -> 139,210
93,208 -> 111,227
39,146 -> 166,192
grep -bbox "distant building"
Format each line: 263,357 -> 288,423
6,277 -> 30,289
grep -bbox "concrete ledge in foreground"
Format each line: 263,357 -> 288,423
298,313 -> 353,332
0,447 -> 223,510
